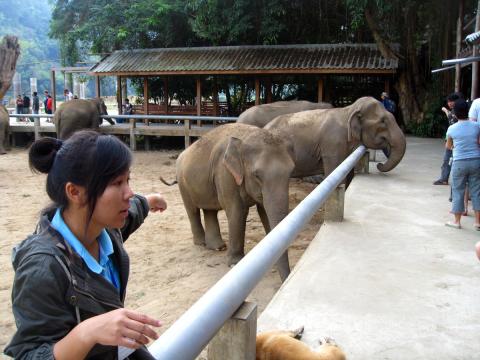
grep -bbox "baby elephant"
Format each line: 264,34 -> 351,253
175,123 -> 295,281
256,327 -> 346,360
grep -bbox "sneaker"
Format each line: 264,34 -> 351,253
433,180 -> 448,185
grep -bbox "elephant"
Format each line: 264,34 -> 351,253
0,105 -> 10,154
54,98 -> 114,139
172,123 -> 295,281
264,96 -> 406,179
237,100 -> 333,128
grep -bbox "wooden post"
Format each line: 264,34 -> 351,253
317,77 -> 324,102
471,0 -> 480,100
34,117 -> 40,141
207,302 -> 257,360
384,78 -> 390,96
117,76 -> 122,116
184,119 -> 191,148
51,70 -> 56,112
255,78 -> 260,105
129,118 -> 136,151
196,77 -> 201,126
95,76 -> 101,98
164,77 -> 169,115
265,78 -> 272,103
213,77 -> 219,127
324,184 -> 345,222
143,77 -> 149,115
142,77 -> 151,149
455,0 -> 464,92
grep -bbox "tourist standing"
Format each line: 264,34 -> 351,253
32,91 -> 40,116
444,99 -> 480,229
433,92 -> 462,185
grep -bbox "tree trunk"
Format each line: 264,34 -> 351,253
364,6 -> 424,127
0,36 -> 20,101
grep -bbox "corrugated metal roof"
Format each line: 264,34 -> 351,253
90,44 -> 398,75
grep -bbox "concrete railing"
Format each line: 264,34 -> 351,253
133,146 -> 367,360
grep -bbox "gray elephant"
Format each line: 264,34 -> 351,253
265,97 -> 406,178
173,123 -> 295,281
237,100 -> 333,128
54,98 -> 114,139
0,105 -> 10,154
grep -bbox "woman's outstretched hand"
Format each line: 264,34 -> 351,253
146,193 -> 167,213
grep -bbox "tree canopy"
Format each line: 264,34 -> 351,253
48,0 -> 478,131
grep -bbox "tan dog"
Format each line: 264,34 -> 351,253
256,326 -> 346,360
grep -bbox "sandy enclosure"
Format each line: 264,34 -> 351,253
0,148 -> 323,357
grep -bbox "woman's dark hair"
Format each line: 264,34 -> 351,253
453,99 -> 469,119
29,130 -> 132,226
447,92 -> 464,102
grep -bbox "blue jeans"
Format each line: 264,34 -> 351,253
440,148 -> 453,182
451,158 -> 480,213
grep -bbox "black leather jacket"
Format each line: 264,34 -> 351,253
4,195 -> 155,360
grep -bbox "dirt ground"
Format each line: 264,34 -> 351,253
0,147 -> 323,356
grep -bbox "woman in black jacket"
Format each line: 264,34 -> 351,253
4,130 -> 167,359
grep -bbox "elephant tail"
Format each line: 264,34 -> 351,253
160,176 -> 177,186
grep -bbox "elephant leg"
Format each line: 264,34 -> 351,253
203,210 -> 226,251
257,204 -> 290,282
226,204 -> 249,266
0,122 -> 7,154
256,204 -> 271,233
179,187 -> 206,246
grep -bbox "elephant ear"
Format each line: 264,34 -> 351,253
223,137 -> 244,186
347,110 -> 362,142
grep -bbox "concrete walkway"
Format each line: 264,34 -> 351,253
258,137 -> 480,359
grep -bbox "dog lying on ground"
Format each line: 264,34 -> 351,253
256,326 -> 346,360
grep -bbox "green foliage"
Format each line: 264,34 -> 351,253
45,0 -> 478,130
407,93 -> 446,138
0,0 -> 60,98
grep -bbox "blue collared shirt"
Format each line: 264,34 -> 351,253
51,208 -> 121,291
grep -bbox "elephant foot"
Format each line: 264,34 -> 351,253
302,175 -> 324,184
206,239 -> 227,251
192,236 -> 206,247
227,253 -> 244,267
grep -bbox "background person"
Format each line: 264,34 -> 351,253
433,92 -> 462,185
23,93 -> 32,122
380,91 -> 396,114
43,90 -> 49,113
63,88 -> 73,102
444,99 -> 480,229
468,96 -> 480,121
119,98 -> 134,124
15,95 -> 23,121
32,91 -> 40,116
4,130 -> 167,359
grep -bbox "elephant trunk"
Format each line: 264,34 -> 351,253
102,115 -> 115,125
377,125 -> 407,172
263,186 -> 291,282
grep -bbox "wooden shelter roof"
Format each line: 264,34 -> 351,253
89,44 -> 398,76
